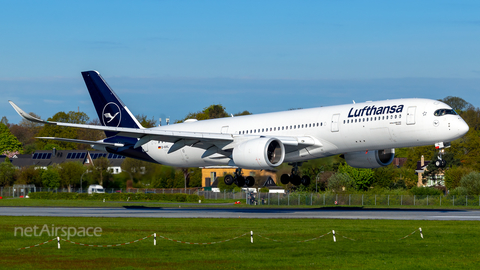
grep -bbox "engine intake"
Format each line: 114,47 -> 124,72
232,138 -> 285,169
344,149 -> 395,168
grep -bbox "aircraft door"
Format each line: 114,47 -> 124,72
331,114 -> 340,132
406,106 -> 416,125
221,126 -> 229,134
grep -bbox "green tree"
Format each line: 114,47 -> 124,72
189,168 -> 202,187
234,111 -> 252,116
92,157 -> 111,186
372,164 -> 396,188
59,161 -> 86,192
150,165 -> 175,188
121,157 -> 154,184
444,166 -> 472,190
439,96 -> 473,113
458,172 -> 480,195
338,163 -> 374,190
15,166 -> 42,186
327,173 -> 354,192
178,104 -> 229,122
135,114 -> 157,128
0,123 -> 23,154
397,166 -> 417,189
0,157 -> 16,186
36,111 -> 89,150
42,166 -> 61,189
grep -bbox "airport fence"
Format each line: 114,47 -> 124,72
198,191 -> 480,207
3,187 -> 480,207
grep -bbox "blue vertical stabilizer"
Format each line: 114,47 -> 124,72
82,70 -> 143,136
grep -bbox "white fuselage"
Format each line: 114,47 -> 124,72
135,98 -> 468,168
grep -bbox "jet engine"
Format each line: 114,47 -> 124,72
232,138 -> 285,169
344,149 -> 395,168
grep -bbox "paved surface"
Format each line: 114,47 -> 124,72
1,207 -> 480,220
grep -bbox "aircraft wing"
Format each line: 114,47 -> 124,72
10,101 -> 318,152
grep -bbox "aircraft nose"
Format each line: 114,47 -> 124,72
458,119 -> 469,136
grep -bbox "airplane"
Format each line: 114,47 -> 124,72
9,71 -> 469,187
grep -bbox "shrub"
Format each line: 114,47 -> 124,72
450,187 -> 468,196
409,187 -> 442,196
29,191 -> 202,202
259,187 -> 269,193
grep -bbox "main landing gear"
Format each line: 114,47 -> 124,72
224,168 -> 255,187
280,162 -> 310,186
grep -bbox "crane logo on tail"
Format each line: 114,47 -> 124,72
102,102 -> 122,127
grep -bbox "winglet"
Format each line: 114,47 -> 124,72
9,101 -> 49,124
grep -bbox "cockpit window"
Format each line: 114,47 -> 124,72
434,109 -> 457,116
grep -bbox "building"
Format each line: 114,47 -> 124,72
6,149 -> 125,174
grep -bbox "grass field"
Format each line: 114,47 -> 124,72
1,216 -> 479,269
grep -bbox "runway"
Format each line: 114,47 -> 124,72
1,207 -> 480,220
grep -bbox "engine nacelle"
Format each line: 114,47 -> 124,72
344,149 -> 395,168
232,138 -> 285,169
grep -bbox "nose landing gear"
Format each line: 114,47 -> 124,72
434,142 -> 450,168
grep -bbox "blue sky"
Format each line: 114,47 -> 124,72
1,0 -> 479,124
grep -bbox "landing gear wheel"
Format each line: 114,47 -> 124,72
246,176 -> 255,187
224,175 -> 234,185
301,175 -> 311,186
290,175 -> 301,186
280,174 -> 290,185
235,176 -> 245,187
435,160 -> 447,168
